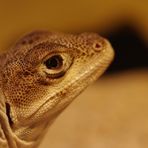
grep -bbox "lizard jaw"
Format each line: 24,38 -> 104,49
30,39 -> 114,124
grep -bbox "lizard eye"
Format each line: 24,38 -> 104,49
41,53 -> 73,78
44,55 -> 63,70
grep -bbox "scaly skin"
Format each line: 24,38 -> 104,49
0,31 -> 114,148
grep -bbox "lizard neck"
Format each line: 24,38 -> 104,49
13,107 -> 62,147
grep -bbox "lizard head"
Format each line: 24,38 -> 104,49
1,31 -> 114,144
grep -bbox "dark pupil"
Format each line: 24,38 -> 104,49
45,55 -> 63,69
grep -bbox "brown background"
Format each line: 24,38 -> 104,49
0,0 -> 148,148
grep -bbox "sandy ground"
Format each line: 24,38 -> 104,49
40,70 -> 148,148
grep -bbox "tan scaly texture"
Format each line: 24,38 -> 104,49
0,31 -> 114,148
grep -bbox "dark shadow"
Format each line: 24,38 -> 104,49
101,25 -> 148,74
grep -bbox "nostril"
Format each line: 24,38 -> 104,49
93,42 -> 102,52
95,43 -> 101,48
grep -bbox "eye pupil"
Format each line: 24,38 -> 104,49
45,55 -> 63,69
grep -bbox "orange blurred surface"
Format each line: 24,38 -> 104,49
0,1 -> 147,147
41,70 -> 148,148
0,0 -> 148,51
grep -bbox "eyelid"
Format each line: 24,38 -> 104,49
45,70 -> 66,78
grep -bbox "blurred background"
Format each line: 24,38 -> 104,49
0,0 -> 148,148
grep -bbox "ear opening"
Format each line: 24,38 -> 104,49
5,103 -> 13,126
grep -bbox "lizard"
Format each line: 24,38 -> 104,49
0,31 -> 114,148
